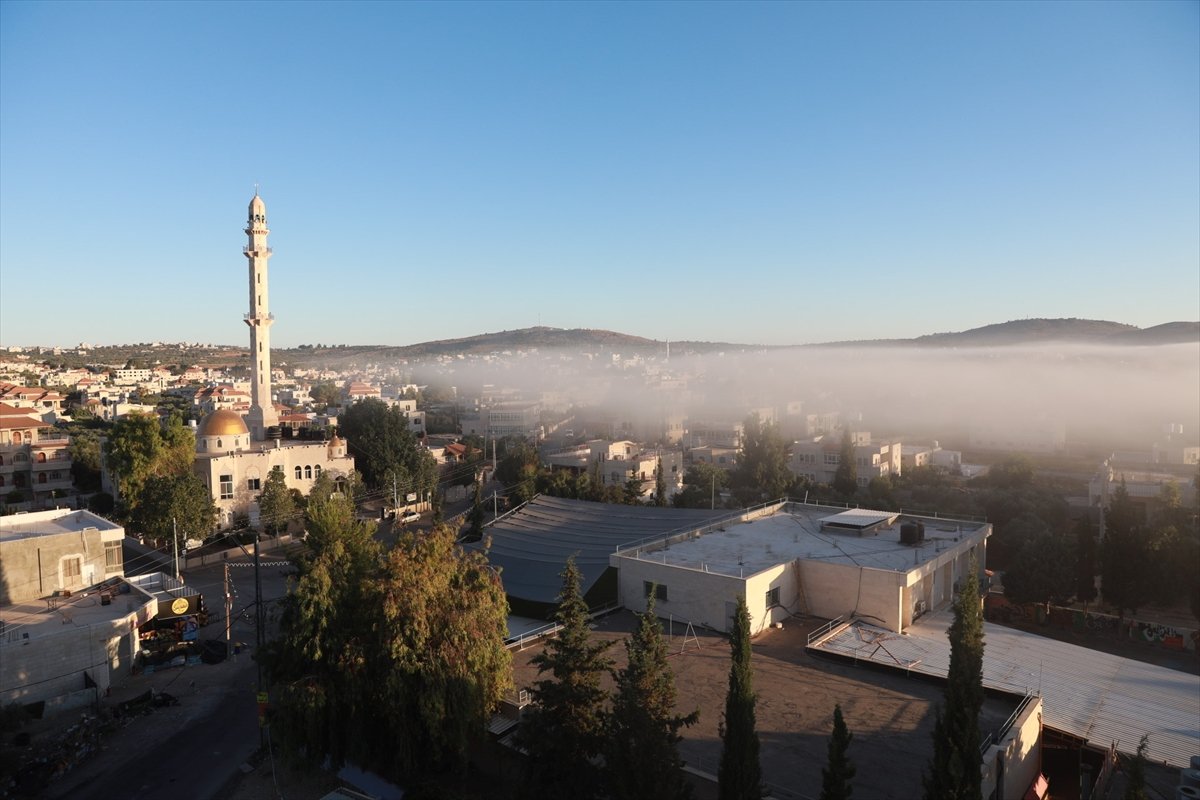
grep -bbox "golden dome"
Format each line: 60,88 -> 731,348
199,409 -> 249,437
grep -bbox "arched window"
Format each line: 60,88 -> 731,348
304,465 -> 312,480
0,454 -> 4,465
0,476 -> 5,487
295,466 -> 302,480
38,473 -> 47,484
217,439 -> 223,450
14,452 -> 27,464
23,432 -> 31,444
313,465 -> 321,477
36,452 -> 46,462
10,433 -> 19,445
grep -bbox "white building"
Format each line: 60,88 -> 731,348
611,502 -> 990,635
789,431 -> 902,488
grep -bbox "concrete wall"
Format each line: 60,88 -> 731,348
0,618 -> 130,706
0,527 -> 120,604
797,560 -> 905,632
981,696 -> 1043,800
616,554 -> 748,633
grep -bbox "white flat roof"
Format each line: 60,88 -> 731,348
616,503 -> 988,578
811,611 -> 1200,769
818,508 -> 899,529
0,509 -> 123,542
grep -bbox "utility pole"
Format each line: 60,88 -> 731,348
253,531 -> 265,746
493,490 -> 498,520
711,474 -> 715,510
393,474 -> 398,512
224,562 -> 232,654
172,517 -> 179,580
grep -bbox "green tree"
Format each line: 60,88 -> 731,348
1074,518 -> 1098,610
986,455 -> 1035,489
517,557 -> 613,800
820,704 -> 856,800
1002,530 -> 1075,609
832,430 -> 858,498
258,467 -> 295,535
1123,735 -> 1149,800
923,557 -> 984,800
623,475 -> 645,505
339,399 -> 437,498
103,413 -> 164,508
718,596 -> 762,800
730,413 -> 793,506
269,520 -> 509,781
103,412 -> 195,512
1100,481 -> 1152,615
68,428 -> 103,492
654,458 -> 667,507
605,595 -> 698,800
308,382 -> 341,409
674,463 -> 727,509
129,474 -> 216,549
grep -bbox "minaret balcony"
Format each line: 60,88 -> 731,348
244,313 -> 276,323
243,246 -> 274,256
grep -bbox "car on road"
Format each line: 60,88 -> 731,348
399,511 -> 421,524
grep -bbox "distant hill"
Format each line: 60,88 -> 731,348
14,319 -> 1198,374
818,318 -> 1200,348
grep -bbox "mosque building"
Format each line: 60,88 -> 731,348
193,193 -> 354,528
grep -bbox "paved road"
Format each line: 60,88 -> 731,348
45,555 -> 293,800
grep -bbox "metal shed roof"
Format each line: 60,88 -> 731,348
810,610 -> 1200,769
466,496 -> 727,605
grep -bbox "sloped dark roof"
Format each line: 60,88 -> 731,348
468,495 -> 728,606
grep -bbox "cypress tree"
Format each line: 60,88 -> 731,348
1074,517 -> 1097,610
718,596 -> 762,800
517,557 -> 613,800
832,429 -> 858,498
605,595 -> 699,800
820,704 -> 856,800
655,457 -> 668,506
923,556 -> 985,800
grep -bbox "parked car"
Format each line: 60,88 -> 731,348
399,511 -> 421,524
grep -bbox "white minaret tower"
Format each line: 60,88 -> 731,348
244,191 -> 278,441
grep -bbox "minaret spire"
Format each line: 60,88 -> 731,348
243,192 -> 278,441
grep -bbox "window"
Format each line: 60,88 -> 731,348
36,452 -> 46,462
305,465 -> 312,479
766,587 -> 781,608
313,465 -> 321,477
247,478 -> 261,491
219,474 -> 234,500
38,473 -> 47,484
824,453 -> 840,465
643,582 -> 667,602
63,557 -> 81,581
0,476 -> 5,487
105,541 -> 123,571
295,466 -> 303,480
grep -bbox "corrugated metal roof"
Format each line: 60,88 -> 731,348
466,496 -> 727,605
811,610 -> 1200,768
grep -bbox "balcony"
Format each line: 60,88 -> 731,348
243,313 -> 276,323
243,246 -> 273,256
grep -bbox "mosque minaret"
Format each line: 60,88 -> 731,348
243,191 -> 278,441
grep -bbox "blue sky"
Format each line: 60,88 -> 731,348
1,1 -> 1197,348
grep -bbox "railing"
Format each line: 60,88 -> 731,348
504,601 -> 618,650
242,246 -> 273,255
243,312 -> 276,322
806,616 -> 846,647
979,689 -> 1037,756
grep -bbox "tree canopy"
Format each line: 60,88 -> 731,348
103,412 -> 196,513
129,474 -> 216,548
820,704 -> 856,800
832,430 -> 858,498
339,399 -> 438,498
257,467 -> 295,534
729,413 -> 794,506
268,519 -> 510,781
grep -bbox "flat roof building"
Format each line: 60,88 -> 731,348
611,501 -> 990,635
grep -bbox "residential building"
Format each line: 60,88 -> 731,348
789,431 -> 902,487
0,402 -> 73,508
